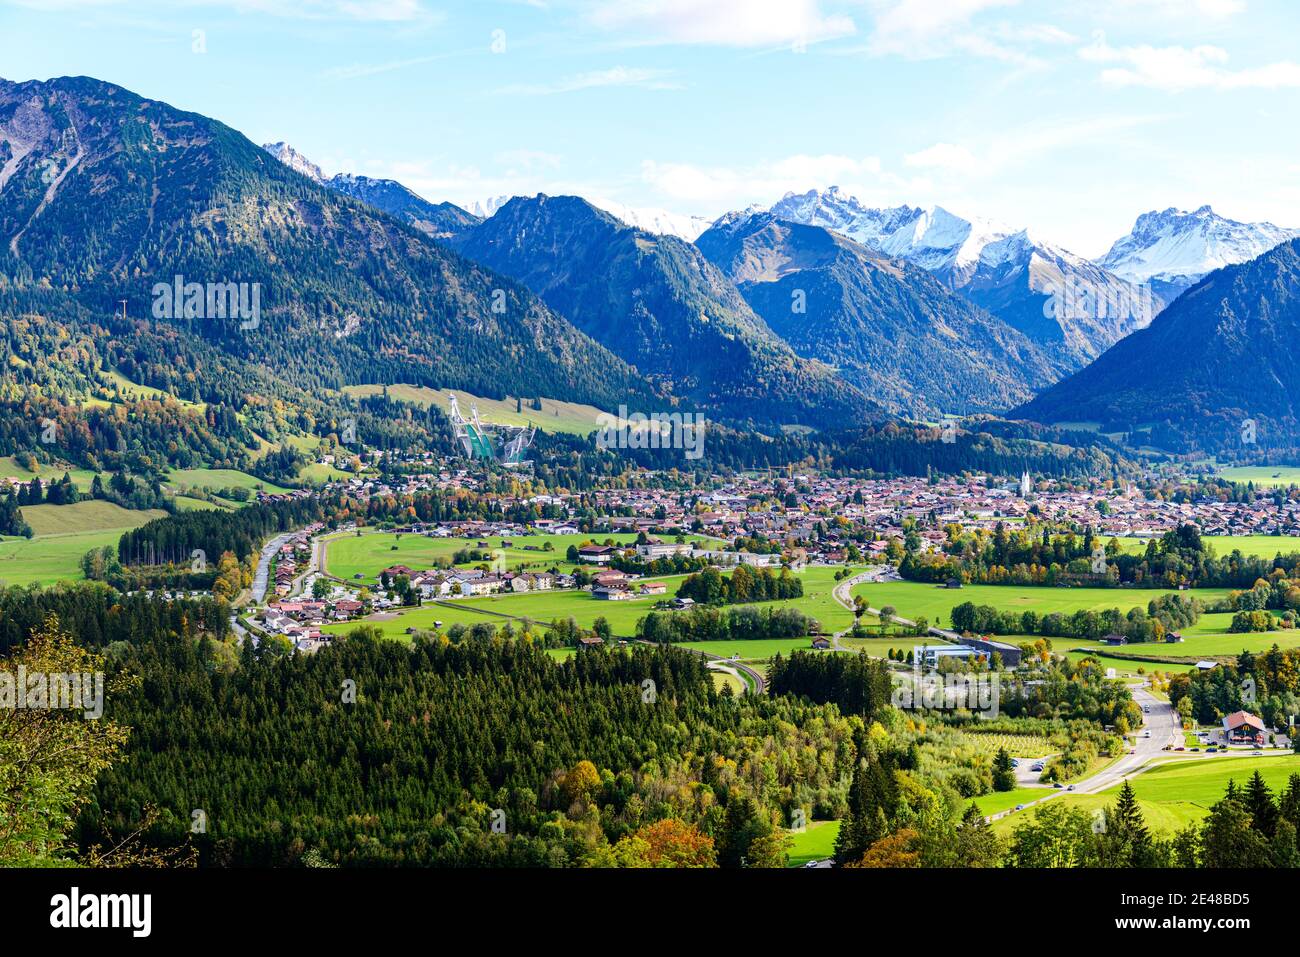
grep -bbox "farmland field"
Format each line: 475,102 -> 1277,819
0,528 -> 130,586
0,455 -> 102,491
320,563 -> 857,643
850,580 -> 1234,631
20,500 -> 168,536
1216,465 -> 1300,487
1118,534 -> 1300,560
165,468 -> 291,495
324,531 -> 721,583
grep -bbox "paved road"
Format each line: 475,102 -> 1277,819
250,532 -> 295,604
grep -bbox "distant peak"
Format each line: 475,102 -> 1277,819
261,141 -> 324,183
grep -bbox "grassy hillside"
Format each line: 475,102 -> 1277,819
342,384 -> 610,437
20,500 -> 168,536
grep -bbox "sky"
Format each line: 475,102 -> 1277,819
2,0 -> 1299,255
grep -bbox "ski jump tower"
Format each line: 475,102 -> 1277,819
447,392 -> 536,466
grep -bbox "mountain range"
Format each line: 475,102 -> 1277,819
695,211 -> 1063,415
262,142 -> 482,239
1099,204 -> 1300,302
1018,235 -> 1300,454
6,74 -> 1300,457
0,76 -> 653,419
766,188 -> 1160,368
450,194 -> 877,428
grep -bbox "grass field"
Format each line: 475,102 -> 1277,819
320,563 -> 857,645
969,788 -> 1046,817
20,500 -> 167,536
323,531 -> 721,583
0,456 -> 102,491
710,668 -> 746,695
100,370 -> 206,412
786,820 -> 840,867
342,384 -> 613,437
850,580 -> 1234,632
1217,466 -> 1300,487
1118,534 -> 1300,560
994,755 -> 1300,835
165,468 -> 291,495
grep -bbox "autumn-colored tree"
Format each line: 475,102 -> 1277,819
847,828 -> 921,868
635,818 -> 716,868
562,759 -> 602,806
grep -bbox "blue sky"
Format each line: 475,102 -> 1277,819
2,0 -> 1298,255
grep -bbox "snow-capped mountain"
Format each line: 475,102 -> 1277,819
766,187 -> 1161,366
1099,205 -> 1300,293
263,141 -> 325,183
588,199 -> 713,242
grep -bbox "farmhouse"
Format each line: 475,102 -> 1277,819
577,544 -> 616,564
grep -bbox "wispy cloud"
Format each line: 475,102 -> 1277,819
320,52 -> 459,80
639,154 -> 899,211
496,66 -> 681,95
585,0 -> 855,48
4,0 -> 440,22
1082,32 -> 1300,91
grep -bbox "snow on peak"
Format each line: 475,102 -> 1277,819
467,195 -> 515,219
768,188 -> 1026,275
1100,205 -> 1300,284
262,142 -> 325,183
589,198 -> 713,241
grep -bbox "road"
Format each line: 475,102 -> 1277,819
250,532 -> 295,604
988,684 -> 1293,821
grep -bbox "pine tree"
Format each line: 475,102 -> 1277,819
1244,771 -> 1279,838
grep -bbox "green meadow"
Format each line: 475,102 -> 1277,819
994,755 -> 1300,835
786,820 -> 840,867
324,531 -> 722,583
1118,534 -> 1300,560
321,564 -> 857,646
1216,466 -> 1300,487
20,500 -> 167,536
165,468 -> 291,495
849,580 -> 1234,632
342,384 -> 612,437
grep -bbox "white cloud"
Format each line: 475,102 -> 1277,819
585,0 -> 855,48
904,143 -> 979,173
1100,0 -> 1245,18
639,154 -> 902,212
1082,32 -> 1300,91
496,67 -> 681,96
866,0 -> 1029,59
